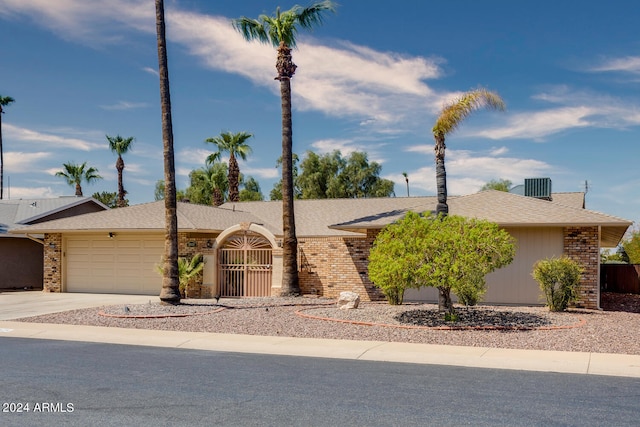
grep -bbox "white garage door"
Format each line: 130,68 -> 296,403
65,234 -> 165,295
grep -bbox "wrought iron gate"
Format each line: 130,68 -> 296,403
218,231 -> 273,297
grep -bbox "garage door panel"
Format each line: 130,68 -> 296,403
65,235 -> 164,295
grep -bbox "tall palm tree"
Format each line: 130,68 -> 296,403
233,1 -> 336,296
106,134 -> 134,207
0,95 -> 15,200
432,88 -> 505,216
55,161 -> 102,196
155,0 -> 180,304
205,131 -> 252,203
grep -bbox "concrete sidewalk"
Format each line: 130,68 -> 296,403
1,291 -> 640,378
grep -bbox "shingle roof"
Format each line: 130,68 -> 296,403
221,197 -> 439,237
0,197 -> 107,235
9,201 -> 275,235
10,192 -> 632,247
328,191 -> 631,246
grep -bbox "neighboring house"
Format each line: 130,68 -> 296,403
10,190 -> 631,309
0,197 -> 108,290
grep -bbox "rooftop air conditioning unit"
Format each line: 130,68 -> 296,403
524,178 -> 552,201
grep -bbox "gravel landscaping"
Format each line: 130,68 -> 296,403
16,292 -> 640,356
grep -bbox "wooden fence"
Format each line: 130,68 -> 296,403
600,264 -> 640,294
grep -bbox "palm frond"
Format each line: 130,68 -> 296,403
233,17 -> 269,44
433,88 -> 505,137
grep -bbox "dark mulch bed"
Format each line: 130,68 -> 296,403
601,292 -> 640,313
395,308 -> 553,329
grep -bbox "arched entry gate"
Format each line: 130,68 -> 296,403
218,230 -> 273,297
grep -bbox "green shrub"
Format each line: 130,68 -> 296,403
369,212 -> 516,312
532,257 -> 583,311
455,274 -> 486,307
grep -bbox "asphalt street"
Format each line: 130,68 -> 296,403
2,338 -> 639,427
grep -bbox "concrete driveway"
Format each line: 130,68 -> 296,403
0,291 -> 158,321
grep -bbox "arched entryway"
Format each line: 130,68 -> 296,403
218,230 -> 273,297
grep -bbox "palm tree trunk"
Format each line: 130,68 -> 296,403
75,183 -> 83,197
155,0 -> 181,304
116,156 -> 126,207
277,42 -> 300,297
212,188 -> 224,207
228,153 -> 239,202
434,134 -> 448,216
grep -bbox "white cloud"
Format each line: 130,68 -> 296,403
0,0 -> 154,45
474,107 -> 594,140
241,166 -> 279,180
4,124 -> 103,151
4,151 -> 51,173
4,186 -> 59,199
142,66 -> 159,77
589,56 -> 640,74
398,149 -> 553,196
100,100 -> 149,110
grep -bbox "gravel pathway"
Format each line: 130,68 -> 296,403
16,292 -> 640,356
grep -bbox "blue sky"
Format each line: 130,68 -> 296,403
1,0 -> 639,225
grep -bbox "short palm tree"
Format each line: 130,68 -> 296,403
233,1 -> 336,296
156,253 -> 205,298
106,134 -> 134,207
55,161 -> 102,196
432,88 -> 505,216
205,131 -> 252,203
0,95 -> 15,200
155,0 -> 181,304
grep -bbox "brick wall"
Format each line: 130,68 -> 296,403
298,229 -> 384,301
43,233 -> 62,292
563,226 -> 599,309
177,232 -> 216,298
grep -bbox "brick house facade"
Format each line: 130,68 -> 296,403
22,192 -> 631,310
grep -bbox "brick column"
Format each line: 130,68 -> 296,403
563,227 -> 599,309
43,233 -> 62,292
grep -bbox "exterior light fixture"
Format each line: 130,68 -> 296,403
109,232 -> 115,239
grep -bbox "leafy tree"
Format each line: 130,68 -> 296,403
154,179 -> 187,202
270,153 -> 301,201
205,131 -> 252,203
155,0 -> 180,304
106,134 -> 134,207
369,212 -> 515,315
239,176 -> 264,201
532,257 -> 583,312
55,161 -> 102,196
331,151 -> 394,198
0,94 -> 15,200
234,1 -> 336,296
297,150 -> 343,199
622,225 -> 640,264
433,89 -> 505,216
481,178 -> 512,192
277,150 -> 395,199
601,247 -> 628,264
92,191 -> 122,208
270,150 -> 395,199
